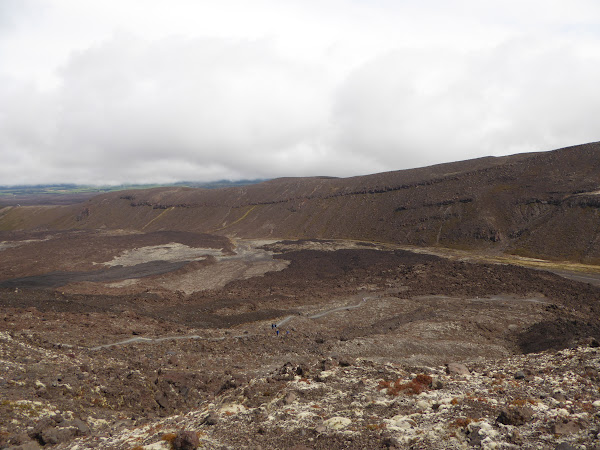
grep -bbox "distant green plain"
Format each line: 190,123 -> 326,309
0,180 -> 265,196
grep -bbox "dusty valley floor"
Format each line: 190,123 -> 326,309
1,231 -> 600,449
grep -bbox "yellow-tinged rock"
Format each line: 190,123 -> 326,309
324,416 -> 352,429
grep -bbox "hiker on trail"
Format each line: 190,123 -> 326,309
276,329 -> 279,336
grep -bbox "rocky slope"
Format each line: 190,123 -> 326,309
2,331 -> 600,449
1,142 -> 600,263
60,342 -> 600,449
2,143 -> 600,449
1,238 -> 600,449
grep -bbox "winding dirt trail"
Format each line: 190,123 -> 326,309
274,296 -> 372,327
90,295 -> 377,351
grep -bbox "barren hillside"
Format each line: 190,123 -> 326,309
2,142 -> 600,262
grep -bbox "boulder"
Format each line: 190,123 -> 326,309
551,420 -> 584,435
324,416 -> 352,430
201,410 -> 219,426
275,362 -> 305,380
446,363 -> 470,376
338,357 -> 354,367
72,417 -> 90,435
284,392 -> 297,405
555,444 -> 578,450
40,427 -> 77,446
467,425 -> 484,447
496,407 -> 534,426
552,391 -> 567,402
154,390 -> 170,409
28,417 -> 55,444
172,430 -> 200,450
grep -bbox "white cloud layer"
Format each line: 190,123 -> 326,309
1,0 -> 600,185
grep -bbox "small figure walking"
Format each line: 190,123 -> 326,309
276,330 -> 279,336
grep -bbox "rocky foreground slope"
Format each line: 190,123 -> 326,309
1,142 -> 600,263
1,236 -> 600,449
2,332 -> 600,449
67,342 -> 600,449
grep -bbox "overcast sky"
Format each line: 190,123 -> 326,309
1,0 -> 600,185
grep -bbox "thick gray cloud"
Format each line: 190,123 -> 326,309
331,37 -> 600,169
1,1 -> 600,185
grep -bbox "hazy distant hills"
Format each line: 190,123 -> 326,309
2,142 -> 600,263
0,180 -> 266,206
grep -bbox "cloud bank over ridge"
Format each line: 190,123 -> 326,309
1,0 -> 600,185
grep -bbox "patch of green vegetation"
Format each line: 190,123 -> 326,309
496,254 -> 600,273
0,183 -> 103,196
0,179 -> 267,197
510,247 -> 538,259
0,209 -> 21,231
443,241 -> 481,251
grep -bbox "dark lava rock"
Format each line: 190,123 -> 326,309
467,425 -> 484,446
514,370 -> 526,379
154,390 -> 170,409
40,427 -> 77,446
321,358 -> 338,371
338,357 -> 354,367
28,417 -> 54,443
496,407 -> 534,426
72,417 -> 90,435
201,411 -> 219,426
579,336 -> 600,348
519,318 -> 600,354
552,391 -> 567,402
172,430 -> 200,450
275,362 -> 305,380
555,444 -> 578,450
382,434 -> 402,448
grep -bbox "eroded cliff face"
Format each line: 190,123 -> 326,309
2,142 -> 600,262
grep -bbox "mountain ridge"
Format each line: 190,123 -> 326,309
1,142 -> 600,263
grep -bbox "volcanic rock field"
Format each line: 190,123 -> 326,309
2,143 -> 600,449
